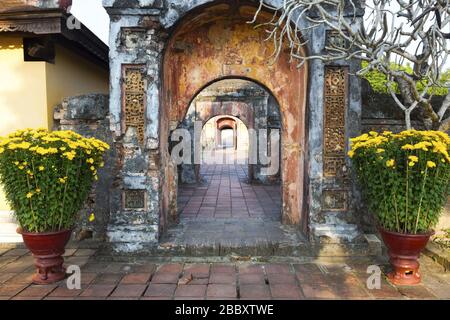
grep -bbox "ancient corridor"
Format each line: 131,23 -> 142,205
160,151 -> 304,251
178,164 -> 281,220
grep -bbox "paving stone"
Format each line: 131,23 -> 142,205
397,285 -> 437,299
0,284 -> 28,296
120,273 -> 152,284
300,283 -> 337,299
267,273 -> 297,284
293,264 -> 322,273
79,284 -> 116,297
238,264 -> 265,275
133,264 -> 157,273
2,249 -> 29,257
0,273 -> 15,284
211,264 -> 235,274
264,264 -> 291,274
296,272 -> 328,285
184,264 -> 210,276
110,284 -> 147,297
206,284 -> 237,298
174,285 -> 207,298
72,249 -> 96,257
141,296 -> 173,300
209,273 -> 236,284
239,273 -> 266,285
4,272 -> 34,284
157,263 -> 183,274
48,286 -> 83,298
270,284 -> 303,299
62,249 -> 77,257
239,284 -> 271,299
15,284 -> 57,298
151,273 -> 180,284
80,272 -> 98,285
145,284 -> 177,297
11,296 -> 42,300
92,273 -> 123,285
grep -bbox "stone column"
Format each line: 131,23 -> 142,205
103,3 -> 166,253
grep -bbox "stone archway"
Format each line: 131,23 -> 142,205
161,3 -> 308,229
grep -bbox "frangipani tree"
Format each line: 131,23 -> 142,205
251,0 -> 450,130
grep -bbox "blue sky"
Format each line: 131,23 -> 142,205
70,0 -> 109,44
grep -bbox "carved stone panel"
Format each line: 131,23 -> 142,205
121,28 -> 146,49
322,190 -> 347,211
325,30 -> 348,50
323,67 -> 347,177
122,65 -> 146,145
123,190 -> 146,210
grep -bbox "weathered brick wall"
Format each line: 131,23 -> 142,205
53,94 -> 116,241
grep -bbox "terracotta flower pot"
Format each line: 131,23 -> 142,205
18,229 -> 72,285
379,227 -> 433,286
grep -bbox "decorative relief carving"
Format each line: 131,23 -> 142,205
0,21 -> 61,34
124,190 -> 146,210
323,67 -> 347,177
122,65 -> 146,145
121,28 -> 146,49
325,30 -> 348,50
322,190 -> 347,211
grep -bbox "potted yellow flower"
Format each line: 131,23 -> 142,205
0,128 -> 109,284
349,130 -> 450,285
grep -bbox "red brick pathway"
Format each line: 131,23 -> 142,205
0,247 -> 448,300
178,164 -> 281,219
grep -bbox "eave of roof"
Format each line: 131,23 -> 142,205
0,6 -> 109,69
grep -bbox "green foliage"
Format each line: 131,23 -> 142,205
0,128 -> 109,233
361,61 -> 449,96
349,130 -> 450,234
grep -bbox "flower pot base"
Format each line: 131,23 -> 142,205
31,255 -> 67,285
386,256 -> 421,286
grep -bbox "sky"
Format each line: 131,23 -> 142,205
70,0 -> 109,44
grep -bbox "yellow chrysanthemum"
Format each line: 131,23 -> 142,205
386,159 -> 395,167
38,166 -> 44,171
89,213 -> 95,222
408,155 -> 419,162
426,161 -> 436,168
26,192 -> 33,199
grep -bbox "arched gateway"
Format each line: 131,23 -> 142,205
103,0 -> 365,253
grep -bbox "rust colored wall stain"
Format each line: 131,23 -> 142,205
162,4 -> 308,225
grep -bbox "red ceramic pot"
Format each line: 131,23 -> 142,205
18,229 -> 72,285
379,227 -> 433,286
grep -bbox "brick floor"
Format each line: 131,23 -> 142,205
178,164 -> 281,219
0,245 -> 448,300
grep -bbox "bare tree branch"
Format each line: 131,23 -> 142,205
252,0 -> 450,130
